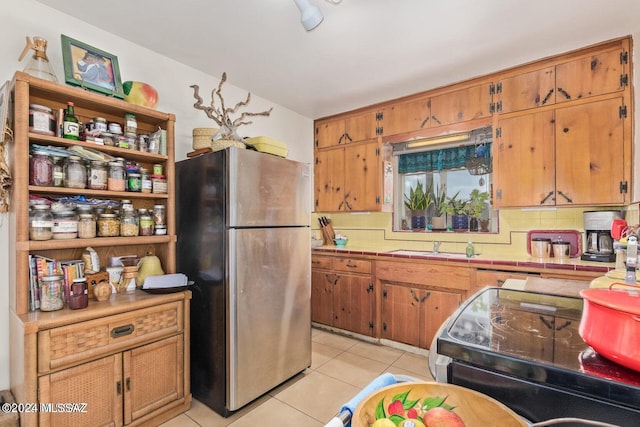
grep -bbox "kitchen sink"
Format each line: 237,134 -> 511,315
387,249 -> 469,258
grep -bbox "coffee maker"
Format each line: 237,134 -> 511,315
581,210 -> 623,262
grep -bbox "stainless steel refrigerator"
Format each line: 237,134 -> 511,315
175,147 -> 311,416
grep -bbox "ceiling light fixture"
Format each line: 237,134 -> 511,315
294,0 -> 324,31
406,132 -> 471,149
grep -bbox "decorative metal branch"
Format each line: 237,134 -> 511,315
190,72 -> 272,140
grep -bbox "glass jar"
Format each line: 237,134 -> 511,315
138,209 -> 154,236
52,210 -> 78,239
29,104 -> 56,136
97,213 -> 120,237
108,160 -> 125,191
40,275 -> 65,311
88,160 -> 108,190
52,156 -> 65,187
29,150 -> 53,186
77,213 -> 97,239
154,225 -> 167,236
140,168 -> 152,193
126,173 -> 142,192
125,135 -> 137,151
64,156 -> 87,189
29,204 -> 53,241
124,113 -> 137,136
93,117 -> 108,132
153,204 -> 166,226
120,207 -> 139,237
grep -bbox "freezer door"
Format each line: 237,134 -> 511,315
227,226 -> 311,410
228,147 -> 311,227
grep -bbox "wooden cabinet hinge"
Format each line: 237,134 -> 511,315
489,83 -> 495,95
367,283 -> 374,293
382,322 -> 387,331
620,74 -> 629,87
620,51 -> 629,64
375,196 -> 380,205
496,189 -> 502,200
496,100 -> 502,112
375,147 -> 380,156
619,105 -> 628,119
495,127 -> 502,138
376,126 -> 384,136
496,82 -> 503,93
376,111 -> 384,121
382,290 -> 387,298
369,321 -> 374,330
489,102 -> 495,114
620,181 -> 628,194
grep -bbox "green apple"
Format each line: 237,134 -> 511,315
123,81 -> 158,109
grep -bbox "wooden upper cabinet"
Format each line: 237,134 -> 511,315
555,47 -> 627,104
495,110 -> 555,207
496,67 -> 555,114
497,41 -> 629,114
429,82 -> 493,127
315,139 -> 380,212
379,96 -> 430,136
315,110 -> 378,149
554,97 -> 626,206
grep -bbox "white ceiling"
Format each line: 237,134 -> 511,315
37,0 -> 640,119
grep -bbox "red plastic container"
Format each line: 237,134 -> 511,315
579,285 -> 640,372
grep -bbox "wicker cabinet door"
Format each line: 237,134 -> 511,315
494,110 -> 555,207
38,354 -> 123,427
314,148 -> 345,211
343,140 -> 380,212
122,335 -> 184,425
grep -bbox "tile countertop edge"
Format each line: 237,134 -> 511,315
312,246 -> 614,274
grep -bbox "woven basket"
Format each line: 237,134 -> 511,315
192,128 -> 218,150
210,138 -> 246,152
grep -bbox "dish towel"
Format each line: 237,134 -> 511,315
335,372 -> 397,427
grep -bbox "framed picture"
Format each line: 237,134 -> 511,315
61,34 -> 124,98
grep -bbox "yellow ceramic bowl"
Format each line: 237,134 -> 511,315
353,381 -> 527,427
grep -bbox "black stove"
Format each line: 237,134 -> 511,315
435,287 -> 640,426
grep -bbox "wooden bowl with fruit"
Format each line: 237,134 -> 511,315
353,381 -> 527,427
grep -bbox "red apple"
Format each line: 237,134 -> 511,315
422,407 -> 465,427
123,81 -> 158,109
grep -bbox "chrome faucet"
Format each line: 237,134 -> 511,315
433,241 -> 442,254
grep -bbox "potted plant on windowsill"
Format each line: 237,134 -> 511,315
431,184 -> 450,230
404,181 -> 432,230
446,193 -> 469,231
466,189 -> 490,231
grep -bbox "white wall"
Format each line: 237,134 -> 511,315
0,0 -> 313,389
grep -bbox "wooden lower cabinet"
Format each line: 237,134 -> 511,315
311,255 -> 375,336
380,283 -> 461,349
473,269 -> 532,294
13,292 -> 191,427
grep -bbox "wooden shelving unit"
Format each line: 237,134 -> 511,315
8,71 -> 190,426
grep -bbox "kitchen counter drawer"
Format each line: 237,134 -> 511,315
311,255 -> 334,270
38,301 -> 184,373
333,257 -> 372,274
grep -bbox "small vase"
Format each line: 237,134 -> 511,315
480,219 -> 490,232
431,215 -> 446,230
452,214 -> 468,230
469,217 -> 479,232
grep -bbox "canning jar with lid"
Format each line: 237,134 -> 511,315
29,150 -> 53,186
138,209 -> 154,236
52,210 -> 78,239
124,113 -> 137,136
120,207 -> 139,237
127,173 -> 142,192
153,204 -> 166,226
64,156 -> 87,189
29,104 -> 56,136
140,168 -> 152,193
52,156 -> 65,187
108,160 -> 126,191
40,275 -> 64,311
97,213 -> 120,237
88,160 -> 108,190
29,204 -> 53,241
69,277 -> 88,310
78,213 -> 97,239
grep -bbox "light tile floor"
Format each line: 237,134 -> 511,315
160,328 -> 433,427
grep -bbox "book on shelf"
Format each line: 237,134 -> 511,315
28,255 -> 85,311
